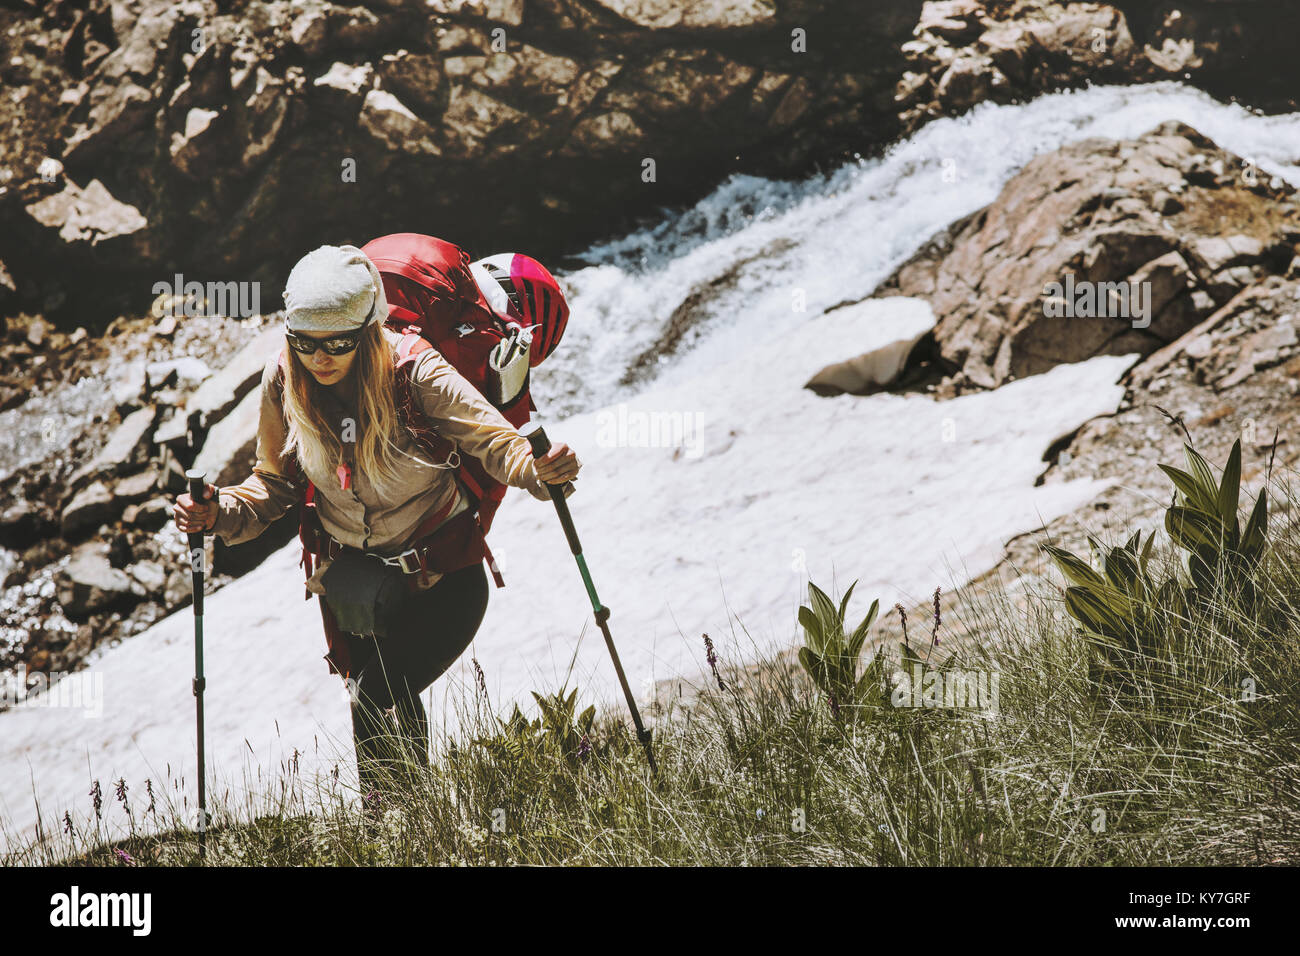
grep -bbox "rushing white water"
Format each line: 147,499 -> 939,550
3,82 -> 1300,854
538,81 -> 1300,419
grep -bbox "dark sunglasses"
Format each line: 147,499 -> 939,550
285,329 -> 363,356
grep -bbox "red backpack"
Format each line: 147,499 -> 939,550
276,234 -> 550,676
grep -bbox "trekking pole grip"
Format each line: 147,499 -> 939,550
519,422 -> 580,550
185,469 -> 207,617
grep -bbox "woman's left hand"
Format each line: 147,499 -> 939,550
535,442 -> 581,484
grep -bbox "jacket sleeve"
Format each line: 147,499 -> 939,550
208,354 -> 306,545
409,348 -> 574,502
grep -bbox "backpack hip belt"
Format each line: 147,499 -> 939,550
299,492 -> 505,593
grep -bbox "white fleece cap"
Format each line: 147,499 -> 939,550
282,244 -> 388,333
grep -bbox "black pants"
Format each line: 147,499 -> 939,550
347,561 -> 489,796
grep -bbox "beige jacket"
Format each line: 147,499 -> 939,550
209,326 -> 571,593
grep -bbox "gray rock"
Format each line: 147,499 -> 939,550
875,121 -> 1299,387
359,88 -> 442,156
313,61 -> 373,97
163,567 -> 192,609
589,0 -> 776,29
126,496 -> 172,531
22,179 -> 152,256
111,362 -> 148,416
54,542 -> 144,619
69,404 -> 158,488
127,560 -> 167,595
0,500 -> 57,550
60,480 -> 119,537
1187,235 -> 1263,274
187,325 -> 283,430
145,356 -> 212,390
113,469 -> 161,503
190,383 -> 260,488
152,410 -> 190,448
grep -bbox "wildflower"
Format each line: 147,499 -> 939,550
472,657 -> 489,702
931,587 -> 942,648
115,777 -> 129,806
89,780 -> 102,821
63,811 -> 74,836
895,603 -> 909,650
577,733 -> 592,761
145,779 -> 156,817
703,633 -> 727,691
113,847 -> 135,866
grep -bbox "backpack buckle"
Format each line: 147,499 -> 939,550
376,547 -> 423,574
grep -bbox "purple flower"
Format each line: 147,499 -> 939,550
472,657 -> 489,702
63,811 -> 74,836
931,587 -> 942,648
113,847 -> 135,866
703,633 -> 727,691
895,603 -> 909,650
89,780 -> 102,821
577,734 -> 592,761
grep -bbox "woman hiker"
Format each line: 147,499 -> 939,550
171,243 -> 581,801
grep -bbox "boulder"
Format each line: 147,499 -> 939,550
146,356 -> 213,391
22,179 -> 152,255
186,325 -> 283,430
125,496 -> 173,531
54,541 -> 145,620
190,383 -> 261,488
359,88 -> 442,156
68,404 -> 158,489
113,469 -> 162,503
111,362 -> 149,416
0,500 -> 58,550
803,298 -> 938,394
163,567 -> 193,609
168,107 -> 225,180
127,560 -> 168,596
60,480 -> 119,538
874,121 -> 1299,388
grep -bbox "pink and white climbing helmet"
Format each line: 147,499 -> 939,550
468,253 -> 570,367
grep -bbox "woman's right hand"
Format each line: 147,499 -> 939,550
174,482 -> 221,534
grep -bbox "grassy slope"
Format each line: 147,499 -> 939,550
12,473 -> 1300,867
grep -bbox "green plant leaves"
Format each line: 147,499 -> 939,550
1044,545 -> 1108,591
837,580 -> 857,627
1183,443 -> 1219,509
797,578 -> 883,719
1064,585 -> 1131,641
798,605 -> 826,657
1217,440 -> 1242,527
1165,505 -> 1219,551
846,599 -> 879,662
1242,489 -> 1268,560
1047,434 -> 1272,700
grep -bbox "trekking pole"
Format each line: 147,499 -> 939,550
184,470 -> 210,860
518,422 -> 657,775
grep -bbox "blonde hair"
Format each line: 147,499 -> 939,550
278,321 -> 432,496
